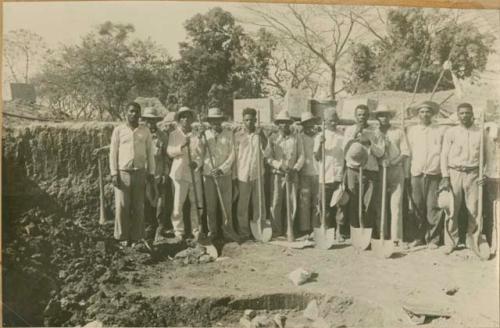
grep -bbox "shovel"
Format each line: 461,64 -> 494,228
285,172 -> 295,242
250,110 -> 272,242
371,163 -> 394,258
491,200 -> 499,256
467,111 -> 490,260
97,156 -> 107,225
314,120 -> 335,249
187,139 -> 218,259
351,166 -> 372,250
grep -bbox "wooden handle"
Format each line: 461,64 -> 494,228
98,156 -> 106,225
359,166 -> 364,228
321,120 -> 326,228
285,175 -> 294,242
380,165 -> 387,240
186,141 -> 201,222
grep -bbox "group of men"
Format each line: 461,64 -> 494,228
108,100 -> 498,255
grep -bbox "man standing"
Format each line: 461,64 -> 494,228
109,102 -> 155,246
234,107 -> 267,241
483,122 -> 499,253
167,106 -> 202,241
200,107 -> 237,242
344,104 -> 385,235
406,101 -> 445,249
441,103 -> 482,254
265,110 -> 304,237
314,109 -> 346,240
298,112 -> 319,236
373,105 -> 410,246
142,107 -> 171,242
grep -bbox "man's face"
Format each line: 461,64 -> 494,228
418,107 -> 433,125
355,108 -> 369,125
457,106 -> 474,127
377,114 -> 391,128
209,118 -> 223,132
144,118 -> 157,131
126,106 -> 140,125
178,113 -> 193,130
243,114 -> 256,132
278,121 -> 291,135
326,118 -> 337,131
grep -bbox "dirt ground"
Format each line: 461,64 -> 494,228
130,240 -> 499,328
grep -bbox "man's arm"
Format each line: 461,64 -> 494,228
293,134 -> 305,171
440,129 -> 452,178
109,128 -> 119,176
146,130 -> 156,176
167,131 -> 185,158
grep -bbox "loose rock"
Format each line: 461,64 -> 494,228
288,268 -> 315,286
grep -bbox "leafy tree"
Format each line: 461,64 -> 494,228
345,9 -> 495,94
36,22 -> 171,120
164,7 -> 274,115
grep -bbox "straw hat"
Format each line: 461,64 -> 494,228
345,142 -> 369,168
142,107 -> 163,120
330,183 -> 349,207
206,107 -> 225,120
274,110 -> 293,124
437,189 -> 455,218
300,112 -> 318,125
175,106 -> 195,121
411,100 -> 439,116
371,104 -> 395,119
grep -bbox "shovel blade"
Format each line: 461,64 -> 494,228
313,227 -> 335,250
467,233 -> 490,261
372,239 -> 394,259
351,227 -> 372,250
250,219 -> 262,241
262,221 -> 273,242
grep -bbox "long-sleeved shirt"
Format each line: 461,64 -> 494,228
343,124 -> 385,171
234,129 -> 267,182
200,129 -> 235,177
407,124 -> 445,176
265,132 -> 304,173
109,124 -> 155,176
441,124 -> 482,177
167,127 -> 201,182
314,129 -> 344,183
300,133 -> 318,176
378,126 -> 410,164
151,129 -> 170,178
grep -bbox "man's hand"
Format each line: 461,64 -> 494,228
319,134 -> 326,144
112,175 -> 120,188
189,161 -> 197,170
477,176 -> 487,186
146,174 -> 154,184
439,177 -> 451,192
210,168 -> 223,177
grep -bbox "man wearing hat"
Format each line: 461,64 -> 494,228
297,112 -> 320,235
109,102 -> 155,246
167,106 -> 203,241
440,102 -> 483,254
314,109 -> 347,240
343,104 -> 385,233
406,100 -> 445,249
265,110 -> 305,236
234,107 -> 268,241
373,105 -> 410,246
142,107 -> 173,242
200,107 -> 237,242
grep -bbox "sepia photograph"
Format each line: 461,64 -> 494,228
2,1 -> 499,327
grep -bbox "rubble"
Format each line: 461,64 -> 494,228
288,268 -> 315,286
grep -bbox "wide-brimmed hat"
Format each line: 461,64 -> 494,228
206,107 -> 225,120
411,100 -> 439,116
274,110 -> 293,124
175,106 -> 195,121
300,112 -> 318,125
142,107 -> 163,120
345,142 -> 369,168
330,183 -> 349,207
371,104 -> 395,119
437,189 -> 455,218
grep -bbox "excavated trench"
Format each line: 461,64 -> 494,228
2,122 -> 386,327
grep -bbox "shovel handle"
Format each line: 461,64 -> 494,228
285,174 -> 294,242
321,120 -> 326,228
186,141 -> 202,222
358,166 -> 364,228
98,156 -> 106,225
380,165 -> 387,240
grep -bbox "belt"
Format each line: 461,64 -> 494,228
449,166 -> 479,173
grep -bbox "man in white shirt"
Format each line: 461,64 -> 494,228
167,106 -> 202,241
234,107 -> 268,241
344,104 -> 385,235
314,109 -> 346,240
407,101 -> 445,249
440,103 -> 482,254
199,107 -> 237,242
109,102 -> 155,245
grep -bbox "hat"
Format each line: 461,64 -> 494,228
300,112 -> 317,125
142,107 -> 162,120
412,100 -> 439,116
345,142 -> 369,168
330,183 -> 349,207
372,104 -> 395,118
206,107 -> 225,120
437,189 -> 454,218
274,110 -> 293,124
175,106 -> 195,121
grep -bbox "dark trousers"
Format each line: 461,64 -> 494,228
483,178 -> 500,245
323,182 -> 348,236
411,174 -> 442,245
145,177 -> 174,236
346,168 -> 381,237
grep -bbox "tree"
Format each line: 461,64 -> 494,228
3,29 -> 47,84
36,22 -> 172,120
164,7 -> 273,116
345,8 -> 495,94
245,4 -> 356,99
